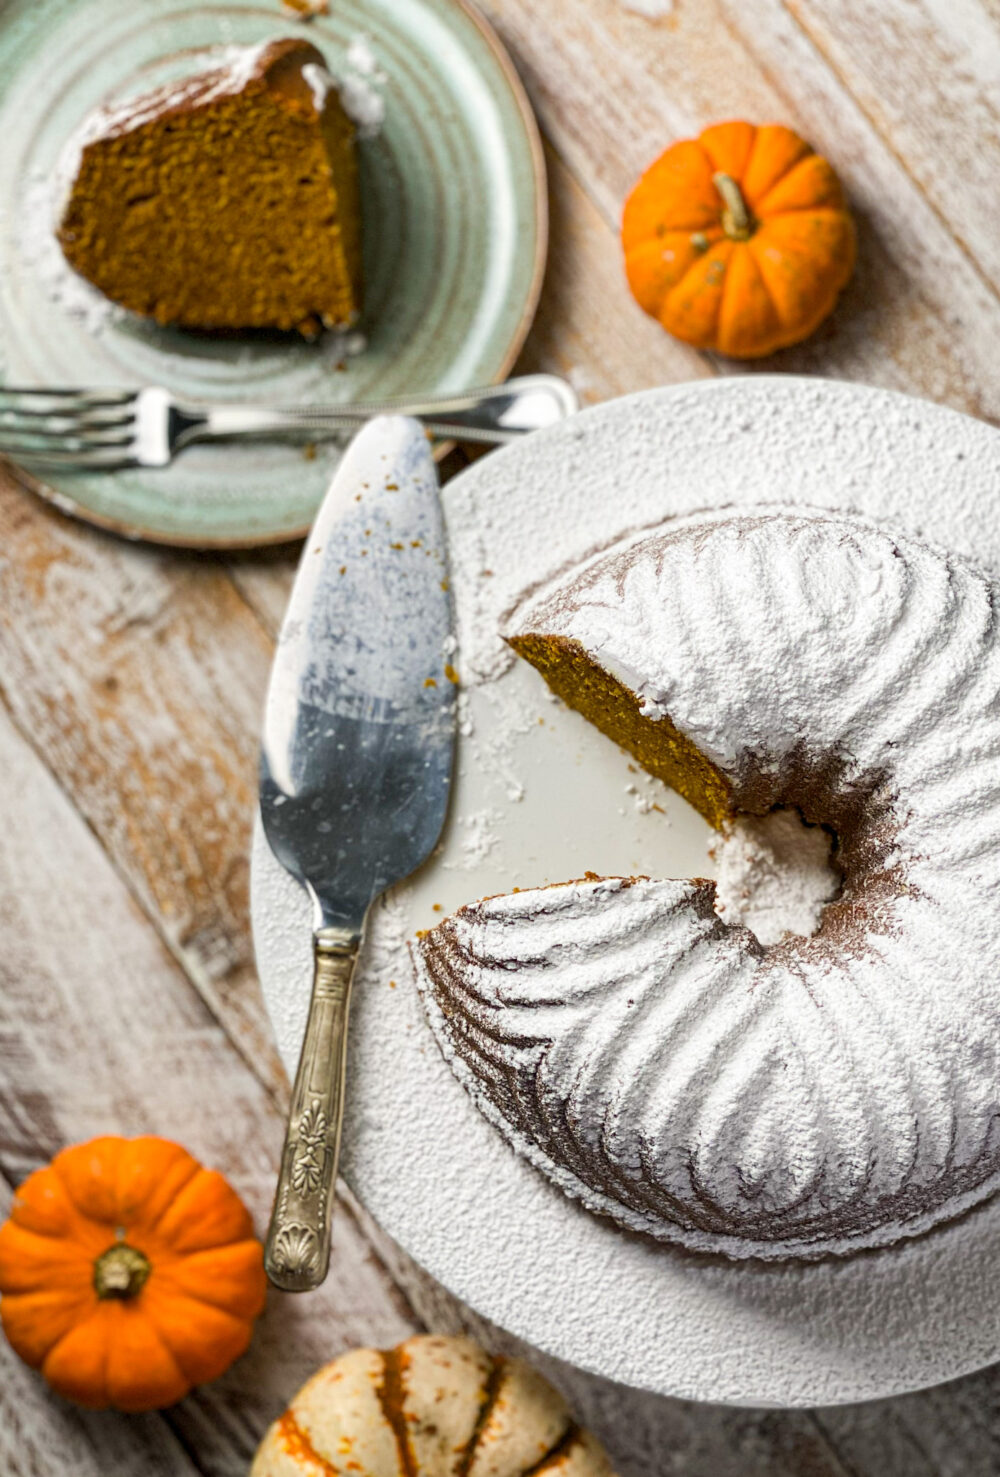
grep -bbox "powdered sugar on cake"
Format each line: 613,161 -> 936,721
301,62 -> 335,111
413,505 -> 1000,1259
61,42 -> 276,162
338,74 -> 385,136
54,38 -> 369,210
711,809 -> 840,946
505,504 -> 963,777
51,42 -> 282,234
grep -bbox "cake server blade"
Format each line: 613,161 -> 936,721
259,415 -> 455,1291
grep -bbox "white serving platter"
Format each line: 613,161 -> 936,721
252,376 -> 1000,1406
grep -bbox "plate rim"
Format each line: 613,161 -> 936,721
0,0 -> 548,550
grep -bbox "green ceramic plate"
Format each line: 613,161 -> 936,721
0,0 -> 545,545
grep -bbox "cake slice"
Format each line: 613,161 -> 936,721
57,38 -> 361,333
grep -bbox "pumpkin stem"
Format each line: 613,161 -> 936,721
94,1243 -> 151,1300
713,172 -> 754,241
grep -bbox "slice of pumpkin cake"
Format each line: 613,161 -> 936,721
57,38 -> 361,334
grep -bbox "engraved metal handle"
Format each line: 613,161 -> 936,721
264,927 -> 359,1291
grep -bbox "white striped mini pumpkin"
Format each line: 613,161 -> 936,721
251,1335 -> 616,1476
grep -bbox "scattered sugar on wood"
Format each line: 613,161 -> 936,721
620,0 -> 674,17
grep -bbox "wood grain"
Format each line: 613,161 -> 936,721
786,0 -> 1000,292
0,687 -> 416,1474
0,479 -> 286,1100
478,0 -> 1000,419
4,0 -> 1000,1471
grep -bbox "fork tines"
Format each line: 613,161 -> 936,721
0,387 -> 138,466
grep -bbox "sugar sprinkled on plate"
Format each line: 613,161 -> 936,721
19,171 -> 122,335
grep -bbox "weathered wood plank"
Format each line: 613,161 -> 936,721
817,1366 -> 1000,1477
225,543 -> 297,649
815,1382 -> 1000,1477
711,0 -> 1000,408
0,477 -> 287,1101
477,0 -> 1000,420
481,0 -> 770,211
786,0 -> 1000,295
512,144 -> 710,400
0,690 -> 417,1474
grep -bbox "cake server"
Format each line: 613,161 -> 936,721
259,415 -> 455,1292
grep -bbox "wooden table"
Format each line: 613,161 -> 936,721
4,0 -> 1000,1471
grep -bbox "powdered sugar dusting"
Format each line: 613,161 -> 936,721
301,61 -> 335,111
457,810 -> 501,867
51,41 -> 286,228
338,74 -> 386,136
19,170 -> 123,334
320,327 -> 369,366
64,41 -> 275,157
253,381 -> 1000,1398
266,417 -> 454,755
347,34 -> 386,80
620,0 -> 674,16
711,809 -> 840,946
53,39 -> 366,201
45,39 -> 359,326
417,503 -> 1000,1259
333,31 -> 388,138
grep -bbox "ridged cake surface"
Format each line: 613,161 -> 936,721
412,506 -> 1000,1259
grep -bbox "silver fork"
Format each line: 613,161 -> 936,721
0,374 -> 579,470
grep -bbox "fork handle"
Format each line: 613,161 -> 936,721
171,374 -> 577,449
264,927 -> 358,1292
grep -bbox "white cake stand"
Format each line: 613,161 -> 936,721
252,377 -> 1000,1407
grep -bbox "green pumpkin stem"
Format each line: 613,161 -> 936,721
93,1243 -> 152,1300
713,172 -> 754,241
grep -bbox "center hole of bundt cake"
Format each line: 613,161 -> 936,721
709,807 -> 842,947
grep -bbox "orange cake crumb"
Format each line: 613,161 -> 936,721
58,38 -> 361,333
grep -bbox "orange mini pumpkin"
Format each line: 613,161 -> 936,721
622,121 -> 856,357
0,1135 -> 266,1412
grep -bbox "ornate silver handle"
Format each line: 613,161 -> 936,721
264,927 -> 359,1292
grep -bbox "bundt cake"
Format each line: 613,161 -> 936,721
57,38 -> 361,333
412,506 -> 1000,1259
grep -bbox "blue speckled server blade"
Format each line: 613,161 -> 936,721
260,416 -> 455,931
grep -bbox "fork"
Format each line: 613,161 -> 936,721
0,374 -> 579,470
